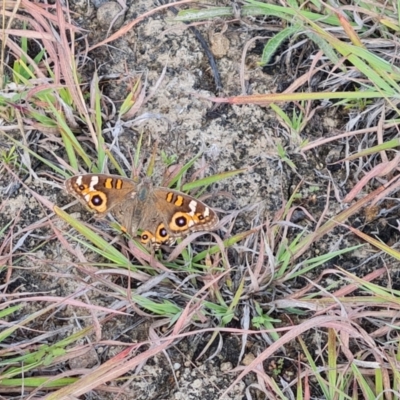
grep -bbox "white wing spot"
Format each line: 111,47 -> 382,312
76,176 -> 82,186
89,176 -> 99,191
188,220 -> 194,227
84,194 -> 90,201
204,207 -> 210,217
188,200 -> 197,216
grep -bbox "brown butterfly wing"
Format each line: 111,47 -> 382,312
65,174 -> 138,218
136,187 -> 219,247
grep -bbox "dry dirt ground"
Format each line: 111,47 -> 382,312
2,0 -> 400,399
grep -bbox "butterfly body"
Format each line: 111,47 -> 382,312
65,174 -> 219,248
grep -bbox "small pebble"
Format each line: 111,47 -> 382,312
220,361 -> 233,372
97,2 -> 125,30
242,353 -> 255,366
192,379 -> 202,388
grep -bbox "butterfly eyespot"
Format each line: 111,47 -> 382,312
141,231 -> 152,244
198,214 -> 204,220
158,226 -> 168,238
78,185 -> 85,191
91,195 -> 103,206
175,216 -> 187,227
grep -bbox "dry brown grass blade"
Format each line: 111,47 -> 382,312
348,226 -> 400,260
240,35 -> 267,95
124,240 -> 170,272
51,224 -> 90,264
301,122 -> 399,151
292,183 -> 386,261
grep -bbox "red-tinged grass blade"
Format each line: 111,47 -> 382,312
221,315 -> 359,398
55,2 -> 87,120
347,226 -> 400,261
17,0 -> 81,33
53,205 -> 133,269
4,28 -> 57,41
343,154 -> 400,203
45,317 -> 185,398
336,10 -> 363,47
182,168 -> 247,192
88,0 -> 194,52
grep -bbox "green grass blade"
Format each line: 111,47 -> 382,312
259,25 -> 301,66
182,169 -> 246,191
54,206 -> 133,269
3,131 -> 68,177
